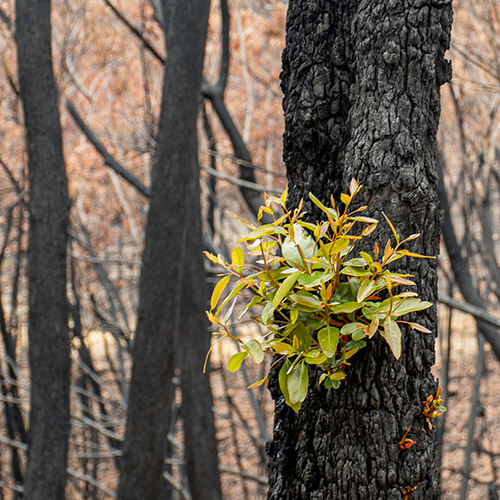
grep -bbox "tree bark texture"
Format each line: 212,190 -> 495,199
16,1 -> 71,498
267,1 -> 452,499
116,0 -> 221,499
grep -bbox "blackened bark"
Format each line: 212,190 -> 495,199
268,1 -> 452,499
16,1 -> 71,498
116,1 -> 219,499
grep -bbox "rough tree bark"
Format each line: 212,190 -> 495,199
16,1 -> 71,498
267,1 -> 452,499
116,0 -> 221,499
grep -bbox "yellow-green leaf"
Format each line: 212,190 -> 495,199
330,237 -> 350,254
305,351 -> 328,364
216,281 -> 246,315
231,247 -> 245,272
357,279 -> 376,302
270,341 -> 294,354
211,275 -> 231,310
248,375 -> 268,388
228,351 -> 248,372
242,339 -> 264,363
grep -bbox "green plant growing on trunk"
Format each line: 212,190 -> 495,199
205,180 -> 433,411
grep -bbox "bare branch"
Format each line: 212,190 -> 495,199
67,100 -> 150,197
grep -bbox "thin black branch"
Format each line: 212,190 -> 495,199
217,0 -> 230,92
67,100 -> 150,197
102,0 -> 164,63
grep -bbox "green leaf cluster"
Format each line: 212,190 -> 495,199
205,180 -> 433,411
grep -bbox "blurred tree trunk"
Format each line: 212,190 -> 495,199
267,2 -> 452,499
116,0 -> 221,499
16,1 -> 71,498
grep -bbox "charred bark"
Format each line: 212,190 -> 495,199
116,0 -> 220,499
16,0 -> 71,497
268,1 -> 452,499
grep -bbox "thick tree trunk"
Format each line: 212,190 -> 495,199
16,1 -> 71,498
267,1 -> 452,499
116,1 -> 221,499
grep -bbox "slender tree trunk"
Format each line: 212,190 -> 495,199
180,183 -> 222,500
267,1 -> 453,499
16,1 -> 71,498
116,1 -> 220,499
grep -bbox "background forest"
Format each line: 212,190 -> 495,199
0,0 -> 499,499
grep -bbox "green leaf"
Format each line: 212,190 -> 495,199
211,275 -> 231,311
279,360 -> 292,402
242,339 -> 264,363
357,279 -> 376,302
352,329 -> 367,341
298,270 -> 333,288
344,340 -> 366,350
291,321 -> 311,350
279,360 -> 301,411
228,351 -> 247,372
331,301 -> 363,314
341,266 -> 372,277
392,298 -> 432,317
261,301 -> 275,326
317,326 -> 340,357
289,293 -> 322,309
272,270 -> 302,308
287,363 -> 308,404
282,230 -> 316,267
238,295 -> 263,320
383,317 -> 402,359
341,322 -> 365,336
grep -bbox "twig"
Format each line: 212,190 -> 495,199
162,470 -> 191,500
67,468 -> 117,498
0,435 -> 27,451
220,467 -> 268,486
0,481 -> 23,494
459,334 -> 486,500
438,296 -> 500,330
201,165 -> 279,193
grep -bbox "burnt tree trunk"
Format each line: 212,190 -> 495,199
16,1 -> 71,498
267,1 -> 452,499
116,0 -> 221,499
